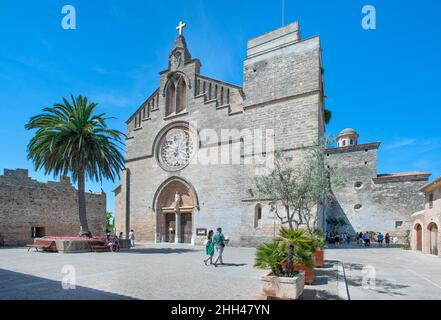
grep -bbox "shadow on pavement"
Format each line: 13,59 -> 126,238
342,262 -> 410,297
303,289 -> 343,300
213,263 -> 247,268
326,244 -> 402,250
125,247 -> 197,255
0,268 -> 137,300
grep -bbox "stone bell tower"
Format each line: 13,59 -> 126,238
168,32 -> 192,71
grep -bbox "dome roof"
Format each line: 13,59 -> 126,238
338,128 -> 358,137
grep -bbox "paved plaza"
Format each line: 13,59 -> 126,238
0,244 -> 440,300
326,245 -> 441,300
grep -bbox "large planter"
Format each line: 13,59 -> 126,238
261,271 -> 305,300
313,248 -> 325,268
294,264 -> 314,285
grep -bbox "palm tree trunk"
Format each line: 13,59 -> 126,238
78,169 -> 90,237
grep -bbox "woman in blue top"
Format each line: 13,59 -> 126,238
204,230 -> 215,266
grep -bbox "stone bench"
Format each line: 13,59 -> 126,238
27,239 -> 55,252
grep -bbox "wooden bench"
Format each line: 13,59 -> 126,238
27,240 -> 54,252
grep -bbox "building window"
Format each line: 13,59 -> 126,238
350,140 -> 354,145
254,204 -> 262,228
176,77 -> 187,114
429,193 -> 434,209
342,140 -> 346,147
31,227 -> 45,239
166,81 -> 176,116
395,221 -> 403,229
165,75 -> 187,117
355,182 -> 363,189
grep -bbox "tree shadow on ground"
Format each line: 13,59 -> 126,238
0,268 -> 137,300
212,263 -> 247,268
342,262 -> 410,297
313,269 -> 332,286
302,289 -> 343,300
125,247 -> 197,255
326,244 -> 402,250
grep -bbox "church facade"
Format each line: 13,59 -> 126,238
114,22 -> 429,246
114,22 -> 325,246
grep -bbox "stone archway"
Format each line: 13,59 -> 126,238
155,179 -> 196,244
428,223 -> 438,256
415,224 -> 423,251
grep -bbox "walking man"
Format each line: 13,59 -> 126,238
213,227 -> 226,267
377,232 -> 384,247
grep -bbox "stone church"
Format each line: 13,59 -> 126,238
114,22 -> 429,246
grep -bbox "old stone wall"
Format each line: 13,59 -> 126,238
0,169 -> 106,246
326,146 -> 428,239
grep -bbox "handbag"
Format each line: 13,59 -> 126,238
203,239 -> 209,246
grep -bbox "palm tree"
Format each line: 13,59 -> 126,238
25,95 -> 125,237
254,239 -> 285,276
279,228 -> 312,272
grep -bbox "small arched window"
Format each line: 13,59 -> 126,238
166,81 -> 176,117
165,75 -> 187,117
254,204 -> 262,228
176,77 -> 186,114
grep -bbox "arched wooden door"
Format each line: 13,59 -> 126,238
428,223 -> 438,256
415,224 -> 423,251
156,179 -> 195,244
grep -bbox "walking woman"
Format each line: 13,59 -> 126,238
204,230 -> 215,266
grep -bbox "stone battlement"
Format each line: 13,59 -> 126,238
0,169 -> 106,246
0,169 -> 104,197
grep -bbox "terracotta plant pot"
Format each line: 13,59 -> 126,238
313,248 -> 325,268
294,264 -> 314,285
261,271 -> 305,300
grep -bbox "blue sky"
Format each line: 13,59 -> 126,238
0,0 -> 440,214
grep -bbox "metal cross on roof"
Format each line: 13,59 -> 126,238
176,21 -> 187,36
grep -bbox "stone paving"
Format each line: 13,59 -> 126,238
0,244 -> 263,300
1,244 -> 441,300
326,244 -> 441,300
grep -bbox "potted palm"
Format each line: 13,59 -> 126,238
255,228 -> 312,299
277,228 -> 315,285
255,239 -> 305,300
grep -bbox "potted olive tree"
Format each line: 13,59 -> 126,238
255,228 -> 312,300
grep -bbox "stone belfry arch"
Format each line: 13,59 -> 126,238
163,22 -> 193,117
154,177 -> 199,244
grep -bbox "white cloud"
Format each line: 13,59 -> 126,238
92,92 -> 132,108
383,138 -> 417,151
